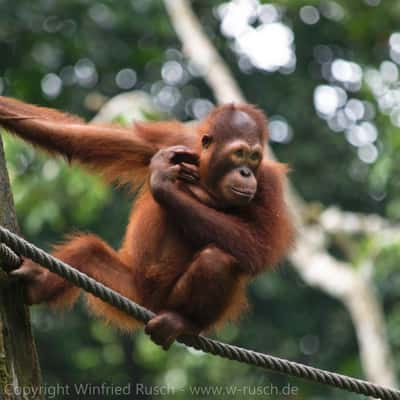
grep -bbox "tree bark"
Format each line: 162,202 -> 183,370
0,135 -> 43,399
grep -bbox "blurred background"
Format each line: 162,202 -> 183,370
1,0 -> 400,398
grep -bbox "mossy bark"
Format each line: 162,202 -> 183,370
0,136 -> 43,399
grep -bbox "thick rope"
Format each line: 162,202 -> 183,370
0,243 -> 21,271
0,225 -> 398,400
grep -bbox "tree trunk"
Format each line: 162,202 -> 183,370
0,135 -> 43,400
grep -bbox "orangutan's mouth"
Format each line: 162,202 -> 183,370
231,187 -> 254,198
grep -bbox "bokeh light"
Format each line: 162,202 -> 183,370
115,68 -> 137,90
331,59 -> 362,90
345,122 -> 378,147
217,0 -> 296,73
88,3 -> 116,29
161,61 -> 185,85
314,85 -> 347,118
75,58 -> 98,88
299,6 -> 320,25
380,61 -> 398,82
32,42 -> 62,69
268,117 -> 293,143
358,144 -> 378,164
319,1 -> 345,22
389,32 -> 400,63
191,99 -> 214,120
41,73 -> 62,99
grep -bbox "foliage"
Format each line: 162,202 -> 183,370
0,0 -> 399,398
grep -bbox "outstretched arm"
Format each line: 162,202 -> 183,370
0,96 -> 193,184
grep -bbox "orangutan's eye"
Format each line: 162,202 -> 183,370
250,152 -> 261,162
234,149 -> 245,159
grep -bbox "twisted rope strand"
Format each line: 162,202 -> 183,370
0,225 -> 398,400
0,243 -> 21,271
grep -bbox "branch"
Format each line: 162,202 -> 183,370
320,206 -> 400,237
291,227 -> 396,386
164,0 -> 244,105
162,0 -> 397,387
90,91 -> 155,123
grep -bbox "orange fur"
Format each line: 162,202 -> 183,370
0,97 -> 294,336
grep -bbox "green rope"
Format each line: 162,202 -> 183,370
0,225 -> 398,400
